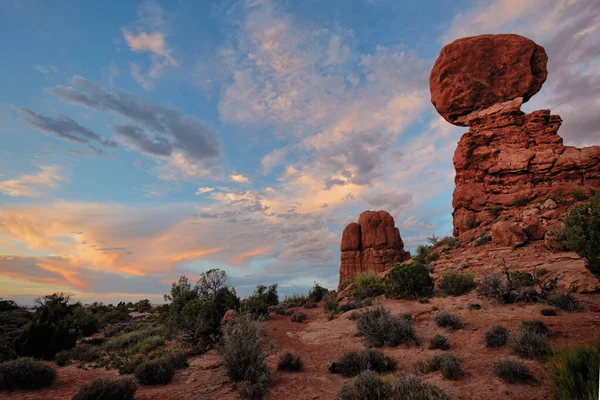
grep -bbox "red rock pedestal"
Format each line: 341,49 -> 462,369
339,210 -> 410,289
429,34 -> 600,240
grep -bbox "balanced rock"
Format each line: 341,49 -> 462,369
430,34 -> 600,238
339,210 -> 410,289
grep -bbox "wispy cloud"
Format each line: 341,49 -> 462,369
0,165 -> 66,197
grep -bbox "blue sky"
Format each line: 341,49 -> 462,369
1,0 -> 598,305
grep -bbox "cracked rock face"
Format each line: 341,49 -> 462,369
430,34 -> 600,239
339,210 -> 410,289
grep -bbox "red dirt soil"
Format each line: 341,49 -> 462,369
5,244 -> 600,400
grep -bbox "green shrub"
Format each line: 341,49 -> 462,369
413,245 -> 433,264
282,294 -> 307,308
572,187 -> 589,201
565,194 -> 600,277
0,344 -> 17,363
131,335 -> 165,354
541,308 -> 557,316
164,352 -> 189,369
290,312 -> 307,323
492,358 -> 532,383
242,285 -> 279,316
478,265 -> 559,303
429,334 -> 449,350
519,320 -> 549,336
549,342 -> 600,400
384,262 -> 433,299
339,298 -> 372,313
277,352 -> 303,372
323,293 -> 338,313
513,195 -> 530,207
338,370 -> 389,400
70,343 -> 102,362
72,377 -> 137,400
308,283 -> 329,302
218,314 -> 271,399
104,326 -> 164,350
134,357 -> 175,385
434,312 -> 464,330
415,353 -> 463,380
485,325 -> 509,348
474,232 -> 492,246
339,371 -> 451,400
303,300 -> 316,309
357,307 -> 417,347
332,349 -> 396,377
438,270 -> 474,296
547,293 -> 582,312
352,273 -> 384,300
509,330 -> 550,361
0,357 -> 56,390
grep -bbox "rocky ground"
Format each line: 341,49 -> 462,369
5,242 -> 600,400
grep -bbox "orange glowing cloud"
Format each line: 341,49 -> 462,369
228,246 -> 272,265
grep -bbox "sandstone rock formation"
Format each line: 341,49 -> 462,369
339,210 -> 410,289
429,34 -> 600,241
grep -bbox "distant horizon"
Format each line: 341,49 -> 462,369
1,0 -> 599,304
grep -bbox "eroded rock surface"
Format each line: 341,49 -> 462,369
429,34 -> 600,240
339,210 -> 410,289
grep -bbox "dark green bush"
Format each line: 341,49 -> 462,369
519,320 -> 549,336
277,352 -> 303,372
485,325 -> 509,348
134,357 -> 175,385
332,349 -> 396,377
415,353 -> 463,380
0,357 -> 56,390
384,262 -> 434,299
434,312 -> 464,330
565,194 -> 600,277
339,299 -> 372,313
478,265 -> 559,304
549,342 -> 600,400
55,350 -> 71,366
164,352 -> 189,369
352,273 -> 384,300
70,343 -> 102,362
308,283 -> 329,302
547,293 -> 582,312
72,377 -> 137,400
339,371 -> 451,400
290,312 -> 307,323
572,187 -> 589,201
492,358 -> 532,383
509,330 -> 550,361
323,293 -> 338,313
0,344 -> 17,363
242,284 -> 278,316
541,308 -> 557,316
357,307 -> 417,347
303,300 -> 316,309
438,270 -> 474,296
429,334 -> 449,350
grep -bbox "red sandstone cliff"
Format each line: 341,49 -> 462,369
429,34 -> 600,244
339,210 -> 410,289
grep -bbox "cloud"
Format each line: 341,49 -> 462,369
196,187 -> 214,195
48,76 -> 220,167
444,0 -> 600,146
33,65 -> 57,74
362,189 -> 413,216
0,165 -> 66,197
229,172 -> 251,184
122,1 -> 178,90
18,107 -> 118,153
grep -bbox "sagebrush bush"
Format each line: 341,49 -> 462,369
549,342 -> 600,400
308,283 -> 329,302
164,352 -> 189,369
339,299 -> 372,313
352,273 -> 384,300
218,314 -> 271,398
540,308 -> 557,316
519,320 -> 549,336
0,357 -> 56,390
0,344 -> 17,363
414,353 -> 463,380
429,334 -> 449,350
384,262 -> 433,299
478,265 -> 559,303
72,377 -> 137,400
338,370 -> 389,400
565,194 -> 600,277
492,358 -> 532,383
339,371 -> 451,400
485,325 -> 509,348
104,326 -> 164,350
357,307 -> 417,347
509,330 -> 550,361
268,305 -> 286,315
323,293 -> 338,313
70,343 -> 102,362
277,352 -> 303,372
434,312 -> 464,330
303,300 -> 316,309
547,293 -> 582,312
134,357 -> 175,385
332,349 -> 396,377
290,312 -> 307,323
131,335 -> 165,354
438,270 -> 474,296
56,349 -> 71,366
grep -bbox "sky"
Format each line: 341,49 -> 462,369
0,0 -> 599,305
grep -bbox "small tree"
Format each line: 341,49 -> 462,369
565,194 -> 600,277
